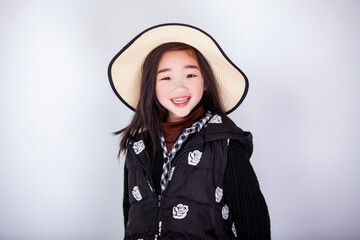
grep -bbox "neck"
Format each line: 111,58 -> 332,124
161,105 -> 205,150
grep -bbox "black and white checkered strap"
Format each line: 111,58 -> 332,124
160,111 -> 212,194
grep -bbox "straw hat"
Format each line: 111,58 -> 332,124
108,23 -> 248,114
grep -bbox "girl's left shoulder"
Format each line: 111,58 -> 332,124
205,113 -> 252,144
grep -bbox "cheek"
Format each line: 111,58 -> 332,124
155,86 -> 161,102
195,81 -> 206,95
155,83 -> 167,102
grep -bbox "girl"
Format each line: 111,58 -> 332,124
108,23 -> 270,240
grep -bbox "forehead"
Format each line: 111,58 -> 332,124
158,50 -> 199,66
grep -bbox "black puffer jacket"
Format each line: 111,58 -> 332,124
123,114 -> 270,239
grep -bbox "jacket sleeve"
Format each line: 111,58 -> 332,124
123,164 -> 130,230
224,139 -> 271,239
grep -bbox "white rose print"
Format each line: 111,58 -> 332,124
168,167 -> 175,181
222,204 -> 229,220
232,222 -> 238,238
209,114 -> 222,124
173,203 -> 189,219
188,150 -> 202,166
132,140 -> 145,154
132,186 -> 142,201
215,187 -> 223,203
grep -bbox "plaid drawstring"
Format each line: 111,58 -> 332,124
160,111 -> 212,194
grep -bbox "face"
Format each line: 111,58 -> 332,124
155,50 -> 205,122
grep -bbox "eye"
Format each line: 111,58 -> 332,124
160,76 -> 171,80
186,74 -> 196,78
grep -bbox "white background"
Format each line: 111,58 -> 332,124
1,0 -> 359,239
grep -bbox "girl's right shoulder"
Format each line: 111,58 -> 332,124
127,130 -> 151,148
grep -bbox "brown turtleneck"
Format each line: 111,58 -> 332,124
161,105 -> 205,151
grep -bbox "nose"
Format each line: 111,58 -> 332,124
172,76 -> 188,92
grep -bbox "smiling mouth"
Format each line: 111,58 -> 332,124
171,97 -> 190,104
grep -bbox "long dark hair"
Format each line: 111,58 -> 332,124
114,42 -> 224,159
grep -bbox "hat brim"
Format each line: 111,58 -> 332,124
108,23 -> 248,114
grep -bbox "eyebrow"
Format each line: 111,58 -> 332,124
157,65 -> 200,74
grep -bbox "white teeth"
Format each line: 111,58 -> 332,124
171,97 -> 189,103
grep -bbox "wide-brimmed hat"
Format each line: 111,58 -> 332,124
108,23 -> 248,114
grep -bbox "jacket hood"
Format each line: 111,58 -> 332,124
129,113 -> 253,158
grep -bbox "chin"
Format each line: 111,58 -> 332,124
167,109 -> 192,122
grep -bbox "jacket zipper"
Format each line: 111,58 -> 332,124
154,142 -> 204,238
130,140 -> 204,239
158,141 -> 204,197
